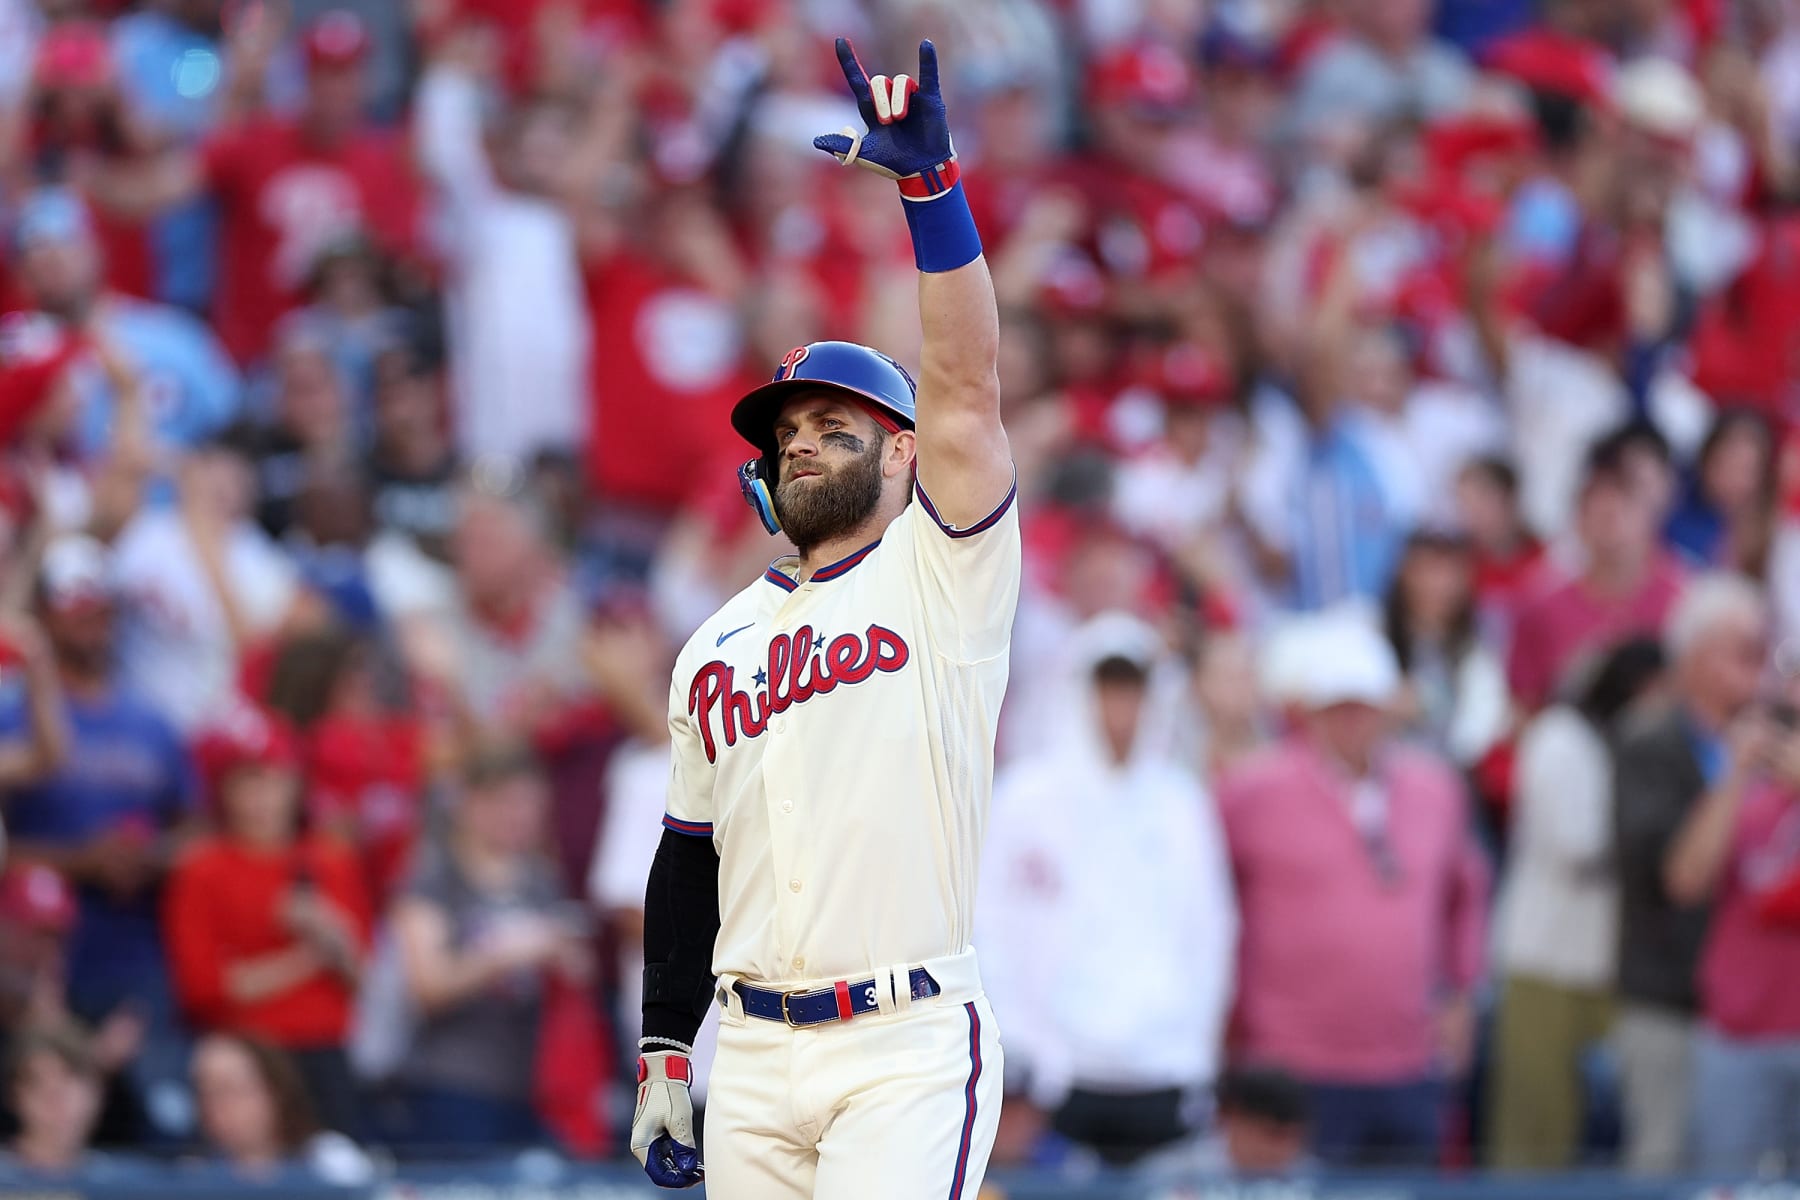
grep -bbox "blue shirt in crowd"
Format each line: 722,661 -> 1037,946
78,296 -> 241,470
0,683 -> 196,1014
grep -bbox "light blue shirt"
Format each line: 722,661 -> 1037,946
77,296 -> 240,478
1287,417 -> 1408,611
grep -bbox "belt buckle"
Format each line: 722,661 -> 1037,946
780,990 -> 804,1027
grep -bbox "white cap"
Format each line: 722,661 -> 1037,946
1292,605 -> 1401,710
1615,57 -> 1704,142
38,534 -> 111,610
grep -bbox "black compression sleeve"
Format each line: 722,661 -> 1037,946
640,828 -> 722,1047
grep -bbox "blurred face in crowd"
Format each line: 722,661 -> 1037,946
1576,471 -> 1656,570
499,102 -> 574,197
180,447 -> 255,524
193,1036 -> 280,1165
372,350 -> 445,465
1454,463 -> 1521,550
1350,0 -> 1430,52
453,493 -> 545,606
1399,539 -> 1473,636
276,341 -> 348,449
1064,533 -> 1156,620
11,1045 -> 100,1163
1221,1107 -> 1309,1175
770,394 -> 912,556
1306,701 -> 1389,774
305,62 -> 365,140
42,594 -> 112,677
1680,605 -> 1767,721
222,763 -> 300,848
17,235 -> 101,317
975,84 -> 1055,173
1093,659 -> 1149,764
1701,416 -> 1773,517
1346,327 -> 1411,415
1195,633 -> 1260,732
460,771 -> 548,859
745,271 -> 825,366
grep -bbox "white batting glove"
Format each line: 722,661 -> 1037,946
631,1048 -> 704,1189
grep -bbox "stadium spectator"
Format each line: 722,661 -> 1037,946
164,705 -> 369,1135
9,188 -> 240,473
181,10 -> 420,366
1453,456 -> 1545,634
1613,573 -> 1769,1174
1285,0 -> 1473,137
190,1032 -> 372,1183
980,613 -> 1237,1166
363,339 -> 458,559
1488,636 -> 1667,1170
264,628 -> 428,907
1191,630 -> 1266,782
414,24 -> 589,467
388,741 -> 587,1151
1508,431 -> 1687,710
111,432 -> 302,732
1177,1065 -> 1316,1179
4,535 -> 195,1142
239,321 -> 357,540
1664,409 -> 1777,575
1383,530 -> 1510,770
1218,608 -> 1488,1167
0,1025 -> 110,1179
1686,699 -> 1800,1174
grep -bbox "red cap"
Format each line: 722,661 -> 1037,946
0,313 -> 85,446
0,865 -> 76,933
34,21 -> 114,90
1088,42 -> 1194,114
192,704 -> 302,804
305,10 -> 370,69
1152,342 -> 1230,407
1480,29 -> 1613,109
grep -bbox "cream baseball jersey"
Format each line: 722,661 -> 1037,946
662,479 -> 1021,986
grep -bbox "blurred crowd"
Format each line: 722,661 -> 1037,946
0,0 -> 1798,1185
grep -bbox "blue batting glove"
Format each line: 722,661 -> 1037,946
814,38 -> 957,192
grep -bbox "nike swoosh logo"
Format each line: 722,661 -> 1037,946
716,623 -> 756,647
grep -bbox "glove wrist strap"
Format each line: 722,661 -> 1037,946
900,172 -> 982,274
897,157 -> 961,199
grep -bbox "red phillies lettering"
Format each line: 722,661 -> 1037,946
688,624 -> 911,763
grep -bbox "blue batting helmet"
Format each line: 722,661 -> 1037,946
731,341 -> 917,535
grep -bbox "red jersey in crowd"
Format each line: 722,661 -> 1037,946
307,714 -> 426,906
1506,553 -> 1687,709
1700,781 -> 1800,1038
580,251 -> 746,512
164,835 -> 371,1047
202,117 -> 420,364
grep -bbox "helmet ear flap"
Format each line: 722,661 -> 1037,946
738,458 -> 781,535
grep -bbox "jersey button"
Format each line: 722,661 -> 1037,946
780,800 -> 794,813
788,878 -> 803,893
771,717 -> 787,733
792,956 -> 806,971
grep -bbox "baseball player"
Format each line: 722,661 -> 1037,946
628,35 -> 1019,1198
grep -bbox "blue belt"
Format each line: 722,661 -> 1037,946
734,968 -> 940,1027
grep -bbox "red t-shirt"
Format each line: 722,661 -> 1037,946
580,251 -> 746,512
1700,782 -> 1800,1037
163,835 -> 371,1048
202,118 -> 420,364
1505,553 -> 1687,708
307,714 -> 425,905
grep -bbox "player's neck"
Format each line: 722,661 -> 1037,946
793,501 -> 903,582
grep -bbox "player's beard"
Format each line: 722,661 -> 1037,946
774,436 -> 885,556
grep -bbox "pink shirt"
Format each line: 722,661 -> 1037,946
1505,554 -> 1686,709
1216,738 -> 1489,1083
1700,782 -> 1800,1038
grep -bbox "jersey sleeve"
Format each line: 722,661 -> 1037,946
898,475 -> 1023,663
661,664 -> 715,839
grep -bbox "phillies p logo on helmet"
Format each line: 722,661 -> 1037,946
775,345 -> 811,380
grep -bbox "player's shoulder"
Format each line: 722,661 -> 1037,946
672,578 -> 769,668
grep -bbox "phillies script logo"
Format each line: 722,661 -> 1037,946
689,624 -> 910,762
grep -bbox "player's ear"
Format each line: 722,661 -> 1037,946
884,428 -> 918,478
